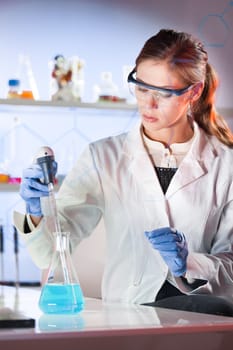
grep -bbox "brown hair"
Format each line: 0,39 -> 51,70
135,29 -> 233,147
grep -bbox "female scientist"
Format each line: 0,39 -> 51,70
15,29 -> 233,316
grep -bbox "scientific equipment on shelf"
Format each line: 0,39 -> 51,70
70,56 -> 85,102
0,224 -> 4,285
4,116 -> 25,184
5,55 -> 39,100
0,163 -> 9,183
17,54 -> 39,100
0,223 -> 40,287
0,224 -> 20,288
35,146 -> 84,314
7,79 -> 21,99
97,71 -> 120,102
49,55 -> 85,102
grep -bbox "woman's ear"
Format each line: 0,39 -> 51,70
190,82 -> 204,102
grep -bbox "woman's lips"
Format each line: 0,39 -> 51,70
143,114 -> 159,122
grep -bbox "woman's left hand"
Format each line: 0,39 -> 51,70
145,227 -> 188,277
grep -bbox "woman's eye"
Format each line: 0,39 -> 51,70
159,91 -> 173,98
137,86 -> 148,94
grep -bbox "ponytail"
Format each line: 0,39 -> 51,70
192,63 -> 233,147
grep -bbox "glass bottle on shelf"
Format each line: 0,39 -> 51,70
7,79 -> 21,99
39,231 -> 85,314
17,54 -> 39,100
97,71 -> 119,102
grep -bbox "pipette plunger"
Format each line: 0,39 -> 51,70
35,146 -> 55,185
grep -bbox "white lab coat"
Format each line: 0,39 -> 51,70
14,121 -> 233,304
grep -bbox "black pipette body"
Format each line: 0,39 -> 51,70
0,225 -> 4,254
35,146 -> 55,185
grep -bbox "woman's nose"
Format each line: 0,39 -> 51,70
145,92 -> 159,108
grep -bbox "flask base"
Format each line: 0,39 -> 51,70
39,283 -> 85,314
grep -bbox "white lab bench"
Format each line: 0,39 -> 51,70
0,286 -> 233,350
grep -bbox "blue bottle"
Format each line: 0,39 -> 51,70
39,232 -> 85,314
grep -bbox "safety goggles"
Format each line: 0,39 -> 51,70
127,69 -> 194,101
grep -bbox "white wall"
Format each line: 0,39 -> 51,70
1,0 -> 233,107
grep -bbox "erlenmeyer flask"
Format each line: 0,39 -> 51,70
39,232 -> 85,314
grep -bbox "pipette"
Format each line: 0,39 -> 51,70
35,146 -> 70,284
0,224 -> 4,285
13,227 -> 20,289
35,147 -> 61,233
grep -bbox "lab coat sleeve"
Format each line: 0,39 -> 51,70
13,210 -> 55,269
14,143 -> 105,270
56,143 -> 105,247
185,198 -> 233,298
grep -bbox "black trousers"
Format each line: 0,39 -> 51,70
142,281 -> 233,317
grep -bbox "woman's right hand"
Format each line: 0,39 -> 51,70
20,163 -> 50,217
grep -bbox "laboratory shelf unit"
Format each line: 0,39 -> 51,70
0,97 -> 139,195
0,98 -> 139,181
0,98 -> 139,286
0,183 -> 19,192
0,97 -> 137,110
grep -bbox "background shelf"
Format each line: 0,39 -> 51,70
0,98 -> 137,110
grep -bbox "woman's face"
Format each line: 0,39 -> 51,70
135,59 -> 194,143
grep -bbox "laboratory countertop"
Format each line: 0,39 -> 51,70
0,286 -> 233,350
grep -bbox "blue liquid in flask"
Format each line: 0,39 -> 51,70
39,283 -> 85,314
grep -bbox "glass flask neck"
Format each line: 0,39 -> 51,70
54,231 -> 70,252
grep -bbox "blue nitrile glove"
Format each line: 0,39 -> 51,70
145,227 -> 188,277
20,162 -> 57,216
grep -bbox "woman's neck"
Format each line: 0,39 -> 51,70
143,118 -> 194,146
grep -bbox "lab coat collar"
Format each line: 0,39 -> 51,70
124,122 -> 167,208
123,121 -> 219,198
124,122 -> 170,228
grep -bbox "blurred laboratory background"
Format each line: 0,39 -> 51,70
0,0 -> 232,296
